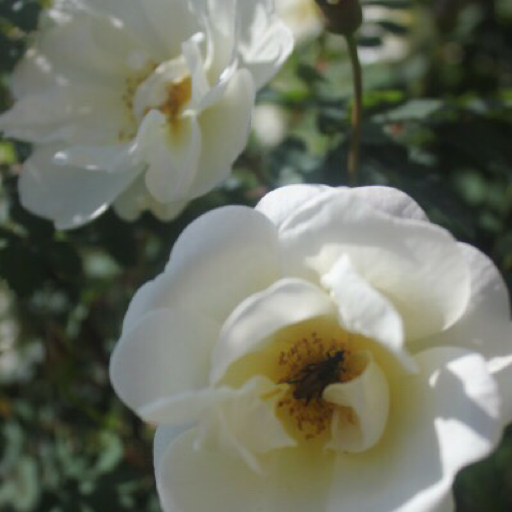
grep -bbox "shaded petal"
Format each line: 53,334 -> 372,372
189,68 -> 255,198
156,428 -> 334,512
139,111 -> 201,204
154,424 -> 191,474
113,174 -> 187,222
321,255 -> 414,372
110,308 -> 220,415
18,145 -> 139,229
327,347 -> 501,512
237,0 -> 294,89
211,278 -> 336,384
278,188 -> 471,341
142,0 -> 199,57
324,354 -> 389,453
421,243 -> 512,423
0,85 -> 131,145
121,206 -> 282,333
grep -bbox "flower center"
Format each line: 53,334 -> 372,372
130,59 -> 193,136
160,76 -> 192,129
222,317 -> 369,446
272,325 -> 363,444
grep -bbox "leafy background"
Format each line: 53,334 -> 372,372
0,0 -> 511,510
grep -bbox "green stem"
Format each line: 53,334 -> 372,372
345,33 -> 362,184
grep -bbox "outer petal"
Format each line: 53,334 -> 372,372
122,206 -> 282,333
18,145 -> 139,229
348,186 -> 429,222
326,347 -> 501,512
109,308 -> 220,416
256,184 -> 330,228
422,243 -> 512,423
189,68 -> 255,198
211,278 -> 336,384
156,428 -> 334,512
256,185 -> 427,229
321,255 -> 414,372
278,188 -> 471,341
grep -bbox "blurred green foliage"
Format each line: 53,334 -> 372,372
0,0 -> 511,511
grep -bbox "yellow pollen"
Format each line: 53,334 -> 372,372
160,76 -> 192,123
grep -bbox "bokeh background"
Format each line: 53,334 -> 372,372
0,0 -> 511,510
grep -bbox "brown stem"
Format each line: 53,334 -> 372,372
345,33 -> 362,184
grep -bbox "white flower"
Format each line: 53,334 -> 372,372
110,185 -> 512,512
0,0 -> 293,229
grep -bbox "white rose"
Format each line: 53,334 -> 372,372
110,185 -> 512,512
0,0 -> 293,229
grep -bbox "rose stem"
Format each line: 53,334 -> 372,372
344,33 -> 362,185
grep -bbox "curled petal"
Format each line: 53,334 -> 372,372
321,255 -> 415,373
324,354 -> 390,453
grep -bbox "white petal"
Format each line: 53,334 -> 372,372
349,186 -> 429,221
138,111 -> 201,204
326,347 -> 501,512
422,243 -> 512,423
121,206 -> 282,333
109,308 -> 220,415
211,278 -> 336,384
142,0 -> 198,57
324,354 -> 389,453
256,183 -> 329,228
189,69 -> 255,198
321,255 -> 415,372
237,0 -> 294,89
0,85 -> 131,145
18,145 -> 139,229
278,188 -> 471,341
156,427 -> 334,512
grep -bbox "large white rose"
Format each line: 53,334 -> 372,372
110,185 -> 512,512
0,0 -> 293,229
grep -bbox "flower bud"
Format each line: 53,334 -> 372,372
314,0 -> 363,36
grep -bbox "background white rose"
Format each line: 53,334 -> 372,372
110,185 -> 512,512
0,0 -> 293,229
